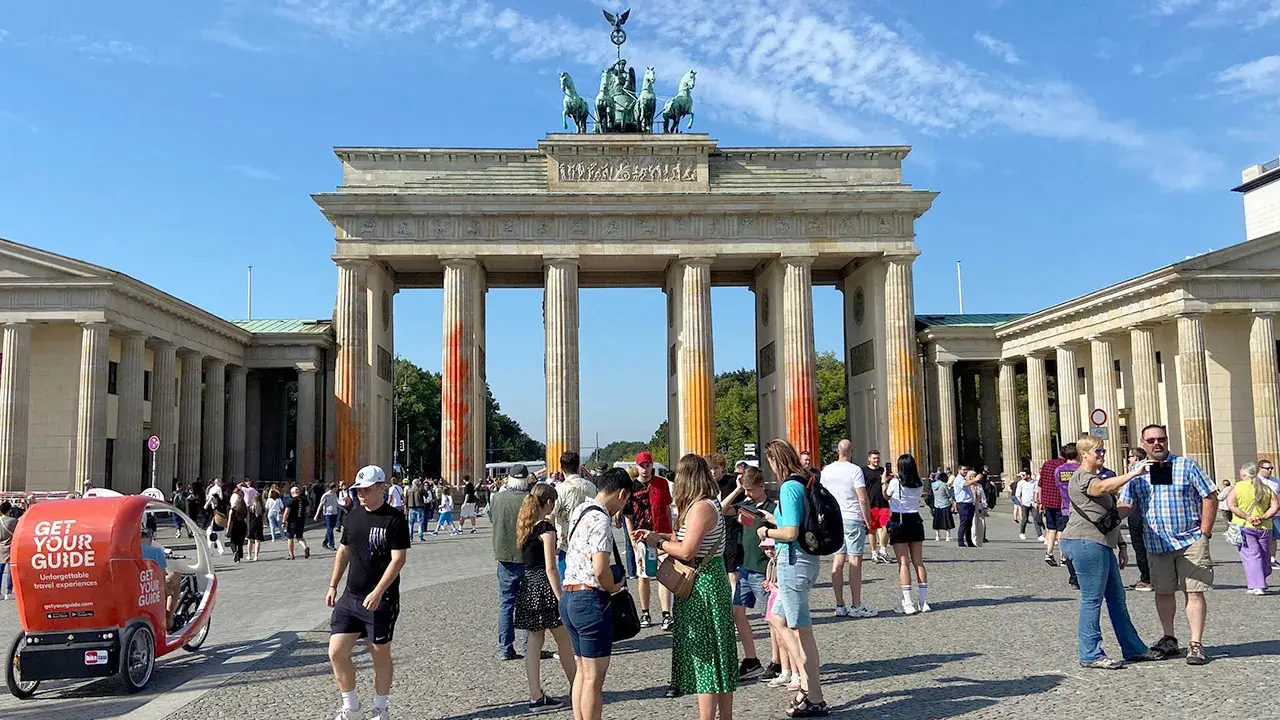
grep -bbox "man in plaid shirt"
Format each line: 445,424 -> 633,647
1118,424 -> 1218,666
1037,450 -> 1068,567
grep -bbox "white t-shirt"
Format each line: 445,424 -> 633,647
1261,476 -> 1280,496
886,479 -> 922,514
388,484 -> 405,508
1016,479 -> 1038,506
820,461 -> 866,523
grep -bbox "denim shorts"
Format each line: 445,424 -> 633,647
560,589 -> 613,658
733,568 -> 767,608
776,546 -> 819,629
1043,508 -> 1068,532
836,518 -> 867,557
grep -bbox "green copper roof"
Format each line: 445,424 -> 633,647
232,319 -> 333,335
915,313 -> 1026,330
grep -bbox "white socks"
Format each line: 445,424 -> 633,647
373,694 -> 389,711
900,585 -> 913,605
918,582 -> 928,605
342,691 -> 359,711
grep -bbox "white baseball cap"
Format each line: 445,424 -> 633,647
352,465 -> 387,489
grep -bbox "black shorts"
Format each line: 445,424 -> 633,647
287,520 -> 306,539
888,512 -> 926,545
1044,508 -> 1068,532
330,591 -> 400,644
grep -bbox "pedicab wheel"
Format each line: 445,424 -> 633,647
182,618 -> 210,652
119,624 -> 155,693
6,633 -> 39,699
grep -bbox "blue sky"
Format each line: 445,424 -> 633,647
2,1 -> 1278,451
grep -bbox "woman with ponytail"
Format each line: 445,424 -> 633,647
1225,462 -> 1279,595
513,483 -> 576,711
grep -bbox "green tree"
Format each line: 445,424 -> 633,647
648,420 -> 670,465
596,440 -> 649,467
392,358 -> 543,477
715,369 -> 757,461
816,351 -> 847,465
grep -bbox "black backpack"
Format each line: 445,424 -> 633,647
796,476 -> 844,556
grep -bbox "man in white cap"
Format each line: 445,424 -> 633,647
326,465 -> 410,720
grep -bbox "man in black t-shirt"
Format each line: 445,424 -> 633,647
281,486 -> 312,560
863,451 -> 892,564
326,465 -> 410,720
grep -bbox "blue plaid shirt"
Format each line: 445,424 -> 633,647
1119,454 -> 1215,554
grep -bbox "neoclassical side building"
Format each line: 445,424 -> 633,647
918,156 -> 1280,483
0,239 -> 337,494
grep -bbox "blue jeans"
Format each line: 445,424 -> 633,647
623,536 -> 637,578
497,562 -> 525,655
1062,539 -> 1147,663
323,514 -> 338,548
408,507 -> 426,538
0,563 -> 11,597
957,502 -> 975,547
268,513 -> 283,540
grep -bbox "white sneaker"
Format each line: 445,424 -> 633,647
1246,588 -> 1266,596
848,603 -> 878,618
1037,536 -> 1045,543
787,677 -> 802,691
333,708 -> 362,720
899,599 -> 918,615
767,670 -> 793,688
1019,533 -> 1026,540
918,602 -> 932,613
370,707 -> 390,720
833,605 -> 849,617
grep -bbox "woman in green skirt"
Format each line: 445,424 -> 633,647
634,453 -> 738,720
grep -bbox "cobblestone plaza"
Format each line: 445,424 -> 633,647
1,515 -> 1274,720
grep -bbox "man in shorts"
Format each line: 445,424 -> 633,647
1038,449 -> 1069,566
282,485 -> 311,560
327,465 -> 410,720
1119,424 -> 1218,666
822,440 -> 876,617
863,451 -> 891,563
721,464 -> 776,680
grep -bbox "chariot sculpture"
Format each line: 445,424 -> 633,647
557,9 -> 695,134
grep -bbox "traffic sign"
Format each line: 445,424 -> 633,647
147,435 -> 161,452
1089,426 -> 1110,440
1089,408 -> 1108,427
743,443 -> 757,457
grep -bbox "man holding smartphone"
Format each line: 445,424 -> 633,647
1118,424 -> 1218,666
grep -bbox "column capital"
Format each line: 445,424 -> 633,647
1250,310 -> 1276,319
543,256 -> 580,268
780,255 -> 817,268
334,257 -> 372,269
998,357 -> 1020,367
227,364 -> 248,377
294,362 -> 318,374
148,338 -> 178,351
937,359 -> 956,367
1026,350 -> 1050,360
1053,342 -> 1078,352
884,252 -> 920,266
79,321 -> 111,332
441,257 -> 481,269
177,347 -> 204,359
1177,311 -> 1208,320
2,321 -> 31,330
114,329 -> 147,339
204,357 -> 227,370
1124,322 -> 1156,332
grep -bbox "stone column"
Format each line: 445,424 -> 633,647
1250,313 -> 1280,461
1027,352 -> 1052,476
225,365 -> 247,481
544,259 -> 580,470
676,258 -> 716,456
0,323 -> 33,492
1089,336 -> 1119,446
1176,313 -> 1214,472
335,259 -> 369,486
980,365 -> 1000,471
1129,325 -> 1161,433
246,372 -> 261,480
1055,344 -> 1081,441
150,342 -> 178,490
442,259 -> 482,485
998,360 -> 1021,481
885,256 -> 923,460
936,361 -> 958,471
201,359 -> 226,481
112,332 -> 146,493
781,257 -> 819,457
959,370 -> 979,464
297,366 -> 317,482
177,351 -> 203,485
74,322 -> 111,491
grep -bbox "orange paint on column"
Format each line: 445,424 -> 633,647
441,323 -> 472,481
681,346 -> 715,456
786,364 -> 819,459
335,345 -> 362,487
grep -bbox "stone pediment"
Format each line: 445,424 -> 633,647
0,238 -> 108,280
1181,231 -> 1280,272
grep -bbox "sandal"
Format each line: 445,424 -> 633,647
1148,635 -> 1180,660
1186,641 -> 1207,666
786,694 -> 829,718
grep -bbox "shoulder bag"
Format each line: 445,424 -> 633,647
1224,522 -> 1244,548
656,499 -> 721,598
1067,491 -> 1121,536
569,507 -> 641,642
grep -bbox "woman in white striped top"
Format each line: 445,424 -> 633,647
634,453 -> 738,719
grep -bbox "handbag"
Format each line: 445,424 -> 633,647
1067,495 -> 1120,536
569,507 -> 641,642
1224,522 -> 1244,548
656,553 -> 716,600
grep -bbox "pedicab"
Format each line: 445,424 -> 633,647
5,493 -> 217,698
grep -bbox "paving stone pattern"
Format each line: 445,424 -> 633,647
5,514 -> 1280,719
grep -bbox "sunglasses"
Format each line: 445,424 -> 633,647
1142,436 -> 1168,445
1093,449 -> 1106,456
1262,466 -> 1274,471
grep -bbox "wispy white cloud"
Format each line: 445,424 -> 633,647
1217,55 -> 1280,96
203,25 -> 264,52
58,35 -> 151,63
227,164 -> 281,181
1152,0 -> 1280,27
266,0 -> 1221,190
972,31 -> 1021,65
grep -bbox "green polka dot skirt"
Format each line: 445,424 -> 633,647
672,556 -> 739,694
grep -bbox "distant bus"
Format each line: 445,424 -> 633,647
485,461 -> 547,482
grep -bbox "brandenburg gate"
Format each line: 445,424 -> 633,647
315,132 -> 937,484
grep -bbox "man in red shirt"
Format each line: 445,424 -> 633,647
1037,449 -> 1068,567
622,452 -> 674,629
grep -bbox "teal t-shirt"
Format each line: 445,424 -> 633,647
776,477 -> 806,554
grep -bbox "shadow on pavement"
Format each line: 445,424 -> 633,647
928,594 -> 1068,610
1210,639 -> 1280,659
823,652 -> 978,685
830,673 -> 1066,719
